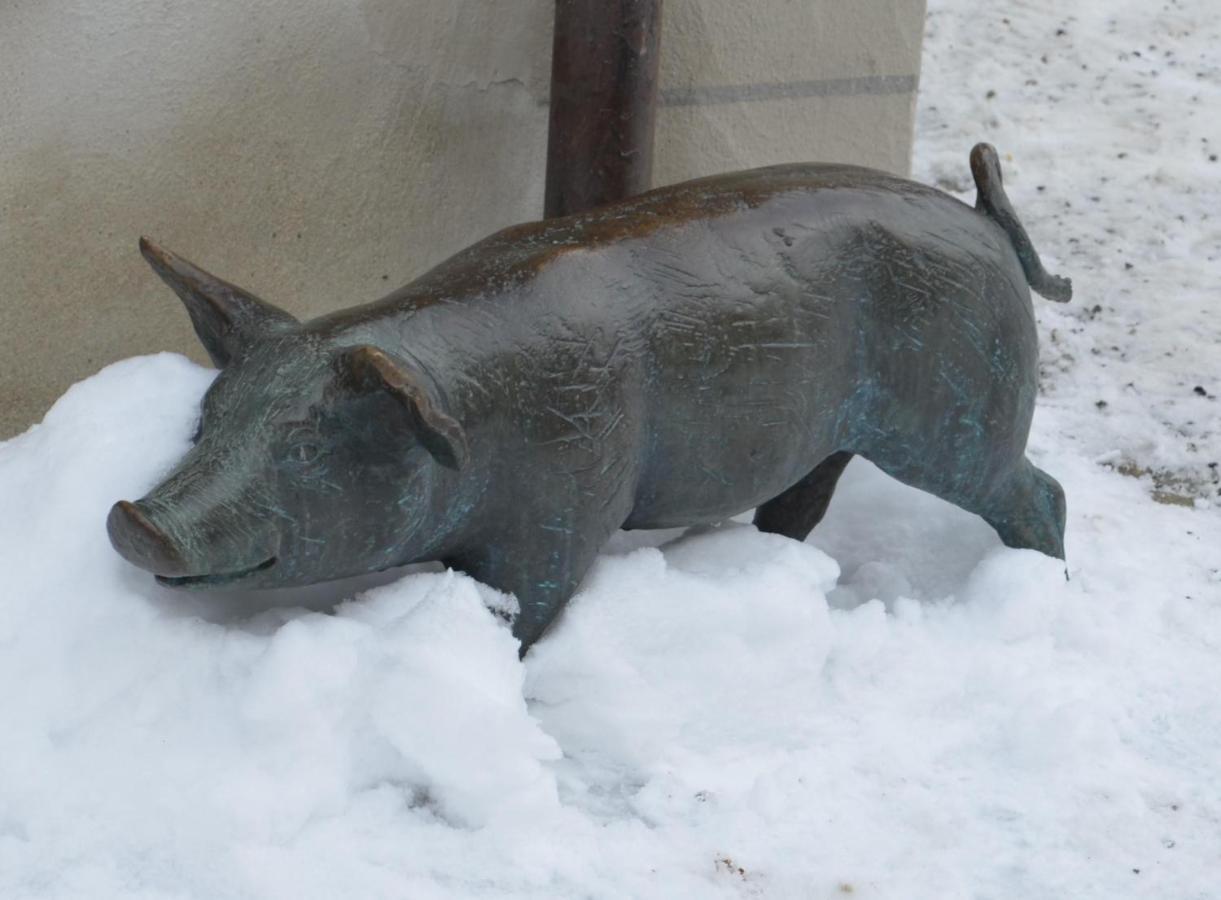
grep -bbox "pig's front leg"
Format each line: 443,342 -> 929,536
446,507 -> 619,656
449,350 -> 642,654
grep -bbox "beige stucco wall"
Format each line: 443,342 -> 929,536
0,0 -> 925,439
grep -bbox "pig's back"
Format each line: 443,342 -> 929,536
345,163 -> 949,316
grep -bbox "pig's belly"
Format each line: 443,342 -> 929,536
623,344 -> 844,529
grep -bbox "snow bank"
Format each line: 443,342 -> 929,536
3,348 -> 1218,899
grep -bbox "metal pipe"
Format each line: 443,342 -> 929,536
544,0 -> 663,218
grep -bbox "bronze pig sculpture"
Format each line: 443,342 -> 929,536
108,143 -> 1071,652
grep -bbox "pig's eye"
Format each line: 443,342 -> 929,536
283,428 -> 324,470
288,441 -> 321,465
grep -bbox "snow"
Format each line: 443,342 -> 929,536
2,1 -> 1220,897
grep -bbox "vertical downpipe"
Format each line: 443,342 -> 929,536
544,0 -> 663,219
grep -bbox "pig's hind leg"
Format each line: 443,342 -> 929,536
976,458 -> 1066,560
754,451 -> 855,541
864,446 -> 1066,560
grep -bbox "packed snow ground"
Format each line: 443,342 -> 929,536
918,0 -> 1221,504
2,1 -> 1220,898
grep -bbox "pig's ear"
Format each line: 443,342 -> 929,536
139,237 -> 298,367
334,345 -> 469,470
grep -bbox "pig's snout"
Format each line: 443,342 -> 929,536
108,493 -> 280,588
107,500 -> 190,576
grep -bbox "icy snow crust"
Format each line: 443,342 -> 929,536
4,2 -> 1221,896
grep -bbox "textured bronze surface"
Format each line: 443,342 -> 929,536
109,143 -> 1071,653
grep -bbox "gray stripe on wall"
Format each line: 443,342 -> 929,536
661,74 -> 918,107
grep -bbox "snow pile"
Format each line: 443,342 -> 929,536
3,1 -> 1221,896
3,354 -> 1219,898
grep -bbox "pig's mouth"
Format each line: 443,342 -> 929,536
155,556 -> 277,588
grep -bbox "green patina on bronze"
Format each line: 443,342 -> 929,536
108,143 -> 1071,653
